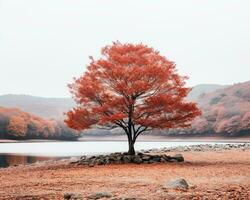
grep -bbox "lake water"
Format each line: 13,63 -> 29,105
0,141 -> 240,168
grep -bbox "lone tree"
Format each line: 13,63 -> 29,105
65,42 -> 201,155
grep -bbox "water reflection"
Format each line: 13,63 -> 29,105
0,154 -> 57,168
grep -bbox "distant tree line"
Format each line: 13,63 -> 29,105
0,107 -> 79,140
188,110 -> 250,136
166,111 -> 250,137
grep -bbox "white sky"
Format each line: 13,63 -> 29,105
0,0 -> 249,97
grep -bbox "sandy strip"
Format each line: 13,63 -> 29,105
0,149 -> 249,199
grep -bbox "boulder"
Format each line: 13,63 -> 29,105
122,156 -> 131,163
148,160 -> 157,164
109,155 -> 117,162
151,157 -> 161,162
88,192 -> 112,199
165,178 -> 189,190
163,155 -> 171,162
96,159 -> 106,165
141,155 -> 150,161
171,154 -> 184,162
132,156 -> 142,164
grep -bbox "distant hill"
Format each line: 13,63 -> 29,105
0,95 -> 74,119
168,81 -> 250,136
0,84 -> 224,120
187,84 -> 227,100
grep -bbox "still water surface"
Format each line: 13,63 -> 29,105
0,141 -> 237,167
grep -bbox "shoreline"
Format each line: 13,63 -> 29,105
0,144 -> 249,199
1,135 -> 250,143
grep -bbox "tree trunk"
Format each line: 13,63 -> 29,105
128,140 -> 135,155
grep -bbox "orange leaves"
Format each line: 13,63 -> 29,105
241,112 -> 250,130
99,113 -> 126,124
65,108 -> 97,130
66,42 -> 201,134
7,116 -> 27,137
0,107 -> 78,139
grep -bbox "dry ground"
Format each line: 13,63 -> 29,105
0,150 -> 249,200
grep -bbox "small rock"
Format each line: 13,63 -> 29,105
96,159 -> 106,165
112,198 -> 145,200
88,192 -> 112,199
171,154 -> 184,162
64,193 -> 83,200
108,156 -> 117,162
151,157 -> 161,162
165,178 -> 189,190
88,162 -> 95,167
141,155 -> 150,161
80,155 -> 87,160
132,156 -> 142,164
122,156 -> 131,163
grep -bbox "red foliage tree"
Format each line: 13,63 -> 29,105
65,42 -> 201,154
7,115 -> 27,137
241,112 -> 250,131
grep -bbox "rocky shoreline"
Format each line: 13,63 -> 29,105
71,143 -> 249,167
142,142 -> 250,153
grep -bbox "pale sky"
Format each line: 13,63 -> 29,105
0,0 -> 249,97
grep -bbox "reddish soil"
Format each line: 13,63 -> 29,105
0,150 -> 249,200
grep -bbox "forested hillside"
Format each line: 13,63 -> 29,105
167,81 -> 250,136
0,107 -> 78,140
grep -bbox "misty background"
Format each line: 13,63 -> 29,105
0,0 -> 250,97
